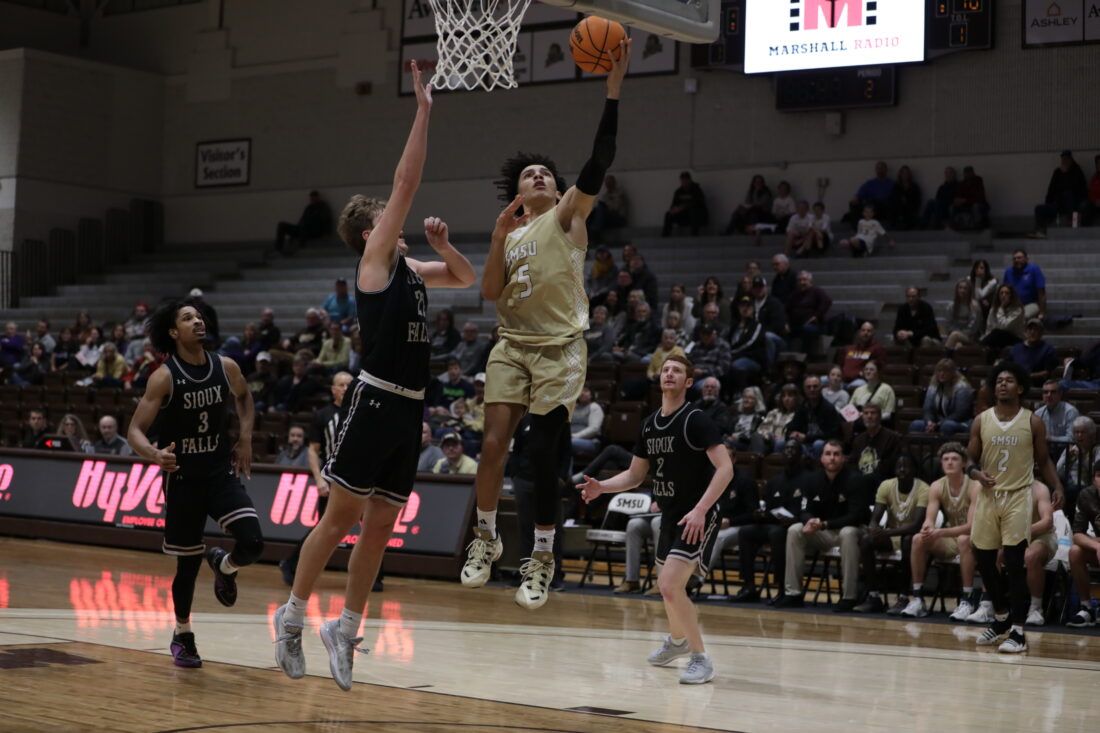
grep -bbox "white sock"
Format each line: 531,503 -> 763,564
285,592 -> 308,625
1011,624 -> 1024,635
962,586 -> 974,596
1030,596 -> 1042,610
533,528 -> 555,556
219,553 -> 239,575
476,509 -> 497,539
912,584 -> 923,595
339,608 -> 363,639
175,620 -> 191,634
670,636 -> 686,645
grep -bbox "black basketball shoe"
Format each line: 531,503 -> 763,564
171,632 -> 202,668
206,547 -> 238,607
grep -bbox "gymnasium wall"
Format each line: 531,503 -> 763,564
0,53 -> 22,252
0,0 -> 1096,245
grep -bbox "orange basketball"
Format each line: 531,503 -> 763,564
570,15 -> 627,75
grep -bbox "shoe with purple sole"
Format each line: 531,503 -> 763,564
171,632 -> 202,668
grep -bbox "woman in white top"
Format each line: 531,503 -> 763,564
661,282 -> 695,335
850,361 -> 896,421
943,278 -> 985,349
980,284 -> 1025,351
968,259 -> 998,316
822,365 -> 851,410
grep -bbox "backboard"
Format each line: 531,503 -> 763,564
538,0 -> 721,43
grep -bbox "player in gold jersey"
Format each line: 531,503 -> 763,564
460,40 -> 633,609
966,361 -> 1063,653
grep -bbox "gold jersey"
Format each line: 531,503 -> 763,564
980,407 -> 1035,493
496,208 -> 588,347
935,476 -> 976,528
874,478 -> 930,528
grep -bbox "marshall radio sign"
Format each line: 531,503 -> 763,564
744,0 -> 926,73
0,452 -> 474,556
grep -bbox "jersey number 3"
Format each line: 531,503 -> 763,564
516,264 -> 534,300
198,411 -> 209,434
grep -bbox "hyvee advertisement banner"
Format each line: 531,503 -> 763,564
744,0 -> 926,73
0,453 -> 474,556
195,139 -> 251,188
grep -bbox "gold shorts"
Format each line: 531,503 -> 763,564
972,488 -> 1032,551
931,536 -> 960,560
484,337 -> 586,417
1030,531 -> 1057,560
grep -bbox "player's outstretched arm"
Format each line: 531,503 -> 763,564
127,366 -> 178,473
576,456 -> 649,503
556,38 -> 631,242
1032,414 -> 1065,510
362,61 -> 433,276
407,216 -> 476,288
223,356 -> 254,479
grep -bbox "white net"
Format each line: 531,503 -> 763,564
428,0 -> 534,92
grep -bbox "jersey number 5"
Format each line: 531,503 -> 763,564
516,264 -> 534,300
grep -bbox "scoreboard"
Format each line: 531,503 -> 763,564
927,0 -> 993,53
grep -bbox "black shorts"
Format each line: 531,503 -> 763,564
162,470 -> 257,556
655,507 -> 720,578
323,380 -> 423,506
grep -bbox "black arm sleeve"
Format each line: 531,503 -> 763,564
576,98 -> 619,196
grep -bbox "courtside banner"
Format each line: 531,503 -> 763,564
0,451 -> 474,556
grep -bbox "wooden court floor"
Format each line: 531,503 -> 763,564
1,537 -> 1099,733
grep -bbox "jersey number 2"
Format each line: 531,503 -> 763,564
516,264 -> 534,300
996,449 -> 1009,474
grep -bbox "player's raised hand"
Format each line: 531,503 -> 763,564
606,38 -> 632,99
493,195 -> 528,242
678,506 -> 706,545
233,439 -> 252,480
424,216 -> 450,252
410,60 -> 433,109
576,475 -> 604,504
154,442 -> 178,473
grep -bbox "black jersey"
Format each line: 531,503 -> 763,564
160,352 -> 232,480
633,401 -> 723,518
309,403 -> 341,465
356,255 -> 430,392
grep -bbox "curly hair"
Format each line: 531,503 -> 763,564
987,359 -> 1030,399
494,151 -> 568,205
147,297 -> 204,355
338,195 -> 387,255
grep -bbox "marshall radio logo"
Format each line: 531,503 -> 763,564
790,0 -> 877,31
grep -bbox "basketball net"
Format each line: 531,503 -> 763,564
428,0 -> 534,92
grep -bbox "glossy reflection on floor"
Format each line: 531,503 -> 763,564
0,538 -> 1098,733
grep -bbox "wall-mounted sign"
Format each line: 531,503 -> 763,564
195,138 -> 251,188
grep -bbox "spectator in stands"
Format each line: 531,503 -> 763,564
32,320 -> 55,355
1010,318 -> 1058,383
686,324 -> 731,385
851,361 -> 897,423
727,297 -> 767,389
943,279 -> 984,350
427,357 -> 474,418
707,460 -> 761,586
845,161 -> 895,228
246,351 -> 276,411
1003,249 -> 1047,320
570,386 -> 605,454
317,322 -> 351,373
838,321 -> 887,386
58,413 -> 94,454
93,415 -> 133,456
822,366 -> 850,410
1057,419 -> 1100,522
768,356 -> 806,406
757,384 -> 800,454
1033,150 -> 1089,236
890,165 -> 922,230
692,376 -> 730,431
909,359 -> 974,435
1085,154 -> 1100,226
275,189 -> 332,254
692,277 -> 730,330
893,287 -> 942,349
123,303 -> 148,342
258,308 -> 281,351
466,373 -> 487,436
849,403 -> 902,484
450,322 -> 489,376
20,409 -> 50,449
646,329 -> 686,384
432,432 -> 478,475
840,205 -> 891,257
1,321 -> 26,373
586,245 -> 617,305
92,342 -> 127,388
732,439 -> 806,603
726,389 -> 765,452
429,309 -> 460,358
275,425 -> 310,468
417,422 -> 445,473
770,181 -> 797,232
691,301 -> 722,343
725,174 -> 773,235
73,310 -> 92,335
283,308 -> 326,357
271,356 -> 322,413
922,166 -> 958,230
662,283 -> 696,336
777,440 -> 867,609
619,243 -> 637,272
585,305 -> 617,363
808,201 -> 833,254
321,278 -> 356,331
11,342 -> 48,387
1036,379 -> 1078,448
613,269 -> 635,308
664,311 -> 691,349
628,253 -> 659,309
234,323 -> 261,376
854,453 -> 929,614
787,270 -> 832,355
785,200 -> 815,257
50,327 -> 78,373
749,276 -> 787,363
615,495 -> 661,594
786,375 -> 842,457
588,174 -> 628,238
662,171 -> 707,236
732,273 -> 754,304
770,254 -> 797,305
127,338 -> 159,389
614,300 -> 660,363
108,323 -> 129,360
952,166 -> 990,230
969,259 -> 998,317
1066,460 -> 1100,628
981,284 -> 1026,350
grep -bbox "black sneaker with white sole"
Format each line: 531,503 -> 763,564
976,617 -> 1012,646
1066,607 -> 1096,628
206,547 -> 238,607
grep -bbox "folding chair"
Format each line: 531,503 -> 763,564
579,492 -> 654,589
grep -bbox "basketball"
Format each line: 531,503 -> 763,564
569,15 -> 627,74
